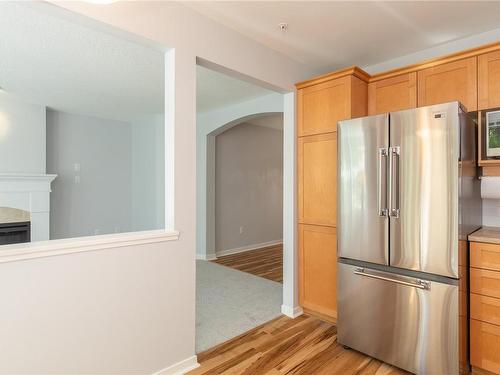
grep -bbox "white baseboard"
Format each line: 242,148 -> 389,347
281,305 -> 304,319
216,239 -> 283,257
152,355 -> 199,375
196,253 -> 217,261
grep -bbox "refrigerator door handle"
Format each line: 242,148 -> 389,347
354,267 -> 430,290
389,146 -> 400,218
377,148 -> 388,217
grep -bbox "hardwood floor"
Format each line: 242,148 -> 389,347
189,314 -> 409,375
212,245 -> 283,283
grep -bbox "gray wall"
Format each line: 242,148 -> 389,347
215,122 -> 283,252
47,110 -> 165,240
0,91 -> 46,173
47,110 -> 133,239
131,115 -> 165,231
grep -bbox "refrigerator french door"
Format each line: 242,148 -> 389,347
337,102 -> 481,375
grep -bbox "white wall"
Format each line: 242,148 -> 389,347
46,110 -> 133,239
363,27 -> 500,74
132,114 -> 165,232
215,123 -> 283,253
0,2 -> 311,373
0,90 -> 46,173
0,236 -> 195,375
483,199 -> 500,227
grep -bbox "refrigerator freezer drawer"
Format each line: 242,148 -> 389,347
338,262 -> 459,374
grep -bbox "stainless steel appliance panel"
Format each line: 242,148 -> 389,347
390,103 -> 460,278
338,262 -> 459,375
338,114 -> 389,265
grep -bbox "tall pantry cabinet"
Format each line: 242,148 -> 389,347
296,68 -> 369,321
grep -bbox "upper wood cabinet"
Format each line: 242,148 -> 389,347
479,50 -> 500,110
297,74 -> 367,136
368,73 -> 417,115
298,132 -> 337,227
417,57 -> 477,111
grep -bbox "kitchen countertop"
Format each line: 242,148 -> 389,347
469,226 -> 500,244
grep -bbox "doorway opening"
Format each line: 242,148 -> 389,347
195,64 -> 285,353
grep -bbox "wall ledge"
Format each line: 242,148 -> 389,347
0,229 -> 179,264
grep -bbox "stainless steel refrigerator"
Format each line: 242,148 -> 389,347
337,102 -> 481,375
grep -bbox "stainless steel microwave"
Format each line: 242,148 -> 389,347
487,110 -> 500,157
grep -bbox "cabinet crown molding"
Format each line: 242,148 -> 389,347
296,66 -> 370,89
297,40 -> 500,87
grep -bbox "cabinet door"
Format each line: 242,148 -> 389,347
298,132 -> 337,226
368,73 -> 417,115
298,76 -> 350,136
479,50 -> 500,110
417,57 -> 477,111
471,319 -> 500,374
299,224 -> 337,318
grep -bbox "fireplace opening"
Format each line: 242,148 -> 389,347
0,222 -> 31,245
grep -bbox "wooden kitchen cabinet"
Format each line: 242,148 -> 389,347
296,68 -> 368,321
298,76 -> 350,136
470,240 -> 500,375
471,241 -> 500,272
471,319 -> 500,374
471,268 -> 500,299
298,132 -> 337,227
368,72 -> 417,115
479,50 -> 500,110
297,69 -> 368,136
417,57 -> 477,111
471,293 -> 500,327
299,224 -> 337,320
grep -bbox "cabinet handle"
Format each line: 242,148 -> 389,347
378,148 -> 388,217
354,267 -> 430,290
389,146 -> 400,218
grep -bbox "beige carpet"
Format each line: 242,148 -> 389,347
195,260 -> 282,353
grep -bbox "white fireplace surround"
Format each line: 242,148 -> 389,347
0,173 -> 57,242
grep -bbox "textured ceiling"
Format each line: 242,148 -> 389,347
0,2 -> 165,122
0,2 -> 276,120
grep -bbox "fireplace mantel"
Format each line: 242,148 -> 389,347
0,173 -> 57,241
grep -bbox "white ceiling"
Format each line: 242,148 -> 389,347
6,2 -> 498,121
0,2 -> 165,122
184,1 -> 500,73
0,2 -> 275,121
196,65 -> 274,113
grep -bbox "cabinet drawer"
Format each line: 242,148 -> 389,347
471,268 -> 500,299
471,293 -> 500,326
471,242 -> 500,272
471,319 -> 500,374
